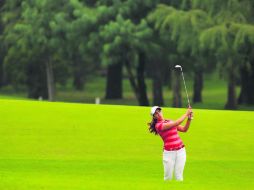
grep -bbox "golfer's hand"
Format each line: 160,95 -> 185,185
186,108 -> 192,116
189,112 -> 194,119
187,108 -> 193,120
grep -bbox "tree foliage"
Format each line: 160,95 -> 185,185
0,0 -> 254,108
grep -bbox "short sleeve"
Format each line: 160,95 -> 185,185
155,122 -> 163,132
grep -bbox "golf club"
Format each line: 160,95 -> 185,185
174,65 -> 193,119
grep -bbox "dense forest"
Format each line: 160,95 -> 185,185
1,0 -> 254,109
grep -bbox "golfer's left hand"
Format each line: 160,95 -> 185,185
186,108 -> 191,115
187,107 -> 193,119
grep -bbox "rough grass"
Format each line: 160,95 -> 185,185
0,99 -> 253,189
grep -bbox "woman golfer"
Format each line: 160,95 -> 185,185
148,106 -> 192,181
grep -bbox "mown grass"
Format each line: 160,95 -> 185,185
0,99 -> 253,189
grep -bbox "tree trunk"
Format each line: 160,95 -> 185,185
0,57 -> 3,88
73,73 -> 84,90
152,61 -> 164,106
27,61 -> 48,99
238,60 -> 254,105
137,51 -> 149,106
193,68 -> 203,103
124,58 -> 140,102
238,66 -> 249,104
152,75 -> 164,106
172,69 -> 182,107
105,62 -> 123,99
225,71 -> 237,110
73,59 -> 85,91
163,65 -> 171,87
0,23 -> 3,88
46,58 -> 55,101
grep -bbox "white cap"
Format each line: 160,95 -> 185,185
150,106 -> 161,116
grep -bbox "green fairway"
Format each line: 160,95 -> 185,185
0,99 -> 253,189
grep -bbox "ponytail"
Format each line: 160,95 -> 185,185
147,117 -> 158,135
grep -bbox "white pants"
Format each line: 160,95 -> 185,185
162,147 -> 186,181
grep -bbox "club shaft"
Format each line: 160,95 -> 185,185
180,70 -> 190,107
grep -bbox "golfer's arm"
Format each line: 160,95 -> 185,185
161,114 -> 188,131
177,119 -> 191,132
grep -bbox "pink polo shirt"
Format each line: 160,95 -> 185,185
155,119 -> 184,151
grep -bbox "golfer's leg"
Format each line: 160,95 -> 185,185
163,150 -> 175,180
174,147 -> 186,181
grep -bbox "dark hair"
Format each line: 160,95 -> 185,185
148,117 -> 158,135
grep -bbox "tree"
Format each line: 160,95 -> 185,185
96,0 -> 158,102
96,3 -> 123,99
1,0 -> 27,90
0,0 -> 23,88
121,0 -> 177,106
3,0 -> 71,100
148,4 -> 212,106
237,40 -> 254,105
100,15 -> 152,105
197,0 -> 254,109
0,0 -> 5,87
237,0 -> 254,105
65,0 -> 99,91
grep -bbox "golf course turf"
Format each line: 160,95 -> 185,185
0,99 -> 253,189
